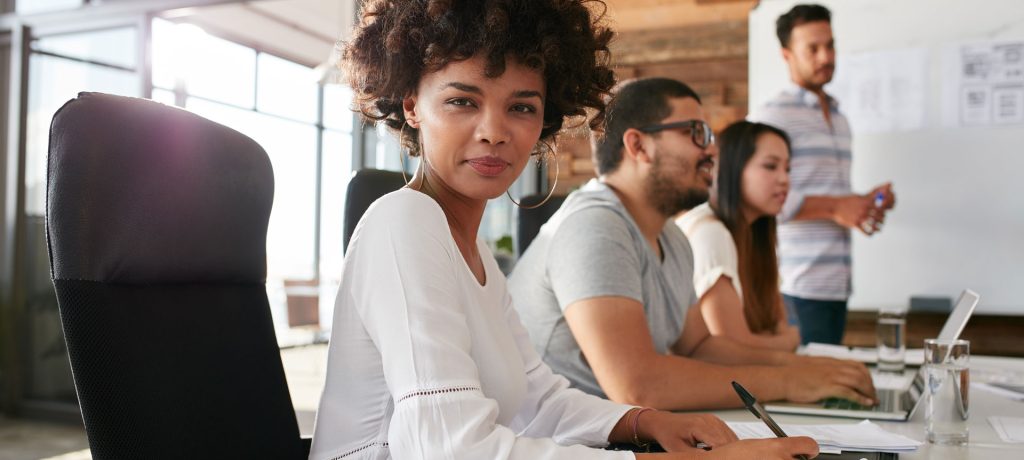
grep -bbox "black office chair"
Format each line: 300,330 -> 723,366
46,92 -> 308,459
515,193 -> 567,256
342,168 -> 406,254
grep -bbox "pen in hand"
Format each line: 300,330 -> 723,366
861,191 -> 886,234
732,381 -> 810,460
873,190 -> 885,208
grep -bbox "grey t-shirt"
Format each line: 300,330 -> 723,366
508,179 -> 698,397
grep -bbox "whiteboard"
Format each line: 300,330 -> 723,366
749,0 -> 1024,314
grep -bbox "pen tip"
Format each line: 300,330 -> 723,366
732,381 -> 756,406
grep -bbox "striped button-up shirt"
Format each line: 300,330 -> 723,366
749,83 -> 852,301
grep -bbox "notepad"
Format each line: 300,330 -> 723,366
989,416 -> 1024,443
727,420 -> 922,454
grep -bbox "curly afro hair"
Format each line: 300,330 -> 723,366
342,0 -> 616,156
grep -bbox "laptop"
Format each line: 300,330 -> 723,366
765,289 -> 980,421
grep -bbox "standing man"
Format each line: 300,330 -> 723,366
749,4 -> 896,345
509,77 -> 876,411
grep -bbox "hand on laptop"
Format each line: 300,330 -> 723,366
785,357 -> 878,406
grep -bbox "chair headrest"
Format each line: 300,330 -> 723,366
47,92 -> 274,284
343,168 -> 407,253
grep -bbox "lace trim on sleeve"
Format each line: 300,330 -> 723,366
330,441 -> 389,459
397,386 -> 481,404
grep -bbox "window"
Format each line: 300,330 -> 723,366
258,53 -> 318,124
151,87 -> 176,106
151,19 -> 354,342
22,25 -> 141,404
177,28 -> 256,108
33,27 -> 137,69
323,83 -> 354,130
25,27 -> 140,216
16,0 -> 82,15
318,85 -> 356,329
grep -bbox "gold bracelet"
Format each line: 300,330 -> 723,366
631,407 -> 654,451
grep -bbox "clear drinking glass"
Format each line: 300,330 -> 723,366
876,308 -> 907,372
924,338 -> 970,445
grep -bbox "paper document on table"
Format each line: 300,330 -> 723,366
975,381 -> 1024,402
727,420 -> 922,453
989,416 -> 1024,443
800,342 -> 925,366
870,370 -> 916,390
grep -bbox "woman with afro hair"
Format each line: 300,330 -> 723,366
308,1 -> 818,459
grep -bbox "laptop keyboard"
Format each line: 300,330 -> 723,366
821,397 -> 873,411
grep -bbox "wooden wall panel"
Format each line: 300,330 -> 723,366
629,58 -> 747,83
609,20 -> 747,65
603,0 -> 756,32
553,11 -> 752,187
845,312 -> 1024,357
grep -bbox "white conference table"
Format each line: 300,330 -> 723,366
709,355 -> 1024,459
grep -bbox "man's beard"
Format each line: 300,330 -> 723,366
645,156 -> 709,217
802,64 -> 835,89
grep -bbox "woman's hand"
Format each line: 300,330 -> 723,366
700,437 -> 819,459
635,437 -> 819,459
630,411 -> 818,459
636,411 -> 738,451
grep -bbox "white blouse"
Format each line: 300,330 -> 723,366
674,203 -> 743,301
309,189 -> 633,460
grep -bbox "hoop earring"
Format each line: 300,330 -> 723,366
398,123 -> 412,185
508,144 -> 560,209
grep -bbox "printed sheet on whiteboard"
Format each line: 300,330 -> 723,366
943,40 -> 1024,127
827,48 -> 928,134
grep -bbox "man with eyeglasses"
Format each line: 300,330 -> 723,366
509,78 -> 877,411
749,4 -> 896,346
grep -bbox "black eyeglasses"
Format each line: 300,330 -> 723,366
638,120 -> 715,149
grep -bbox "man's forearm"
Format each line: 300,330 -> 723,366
689,335 -> 797,366
626,353 -> 791,410
738,328 -> 800,352
791,195 -> 840,221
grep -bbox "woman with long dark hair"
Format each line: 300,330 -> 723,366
677,121 -> 800,351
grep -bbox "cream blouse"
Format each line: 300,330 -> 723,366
309,189 -> 633,460
675,203 -> 743,302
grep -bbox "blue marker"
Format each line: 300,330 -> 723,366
874,191 -> 885,208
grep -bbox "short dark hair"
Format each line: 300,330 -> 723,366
593,78 -> 701,175
343,0 -> 616,156
776,4 -> 831,48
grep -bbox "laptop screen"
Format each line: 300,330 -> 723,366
907,288 -> 979,418
936,289 -> 980,341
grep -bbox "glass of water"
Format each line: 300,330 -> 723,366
876,307 -> 907,372
924,338 -> 970,445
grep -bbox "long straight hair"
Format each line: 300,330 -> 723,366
712,121 -> 791,334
